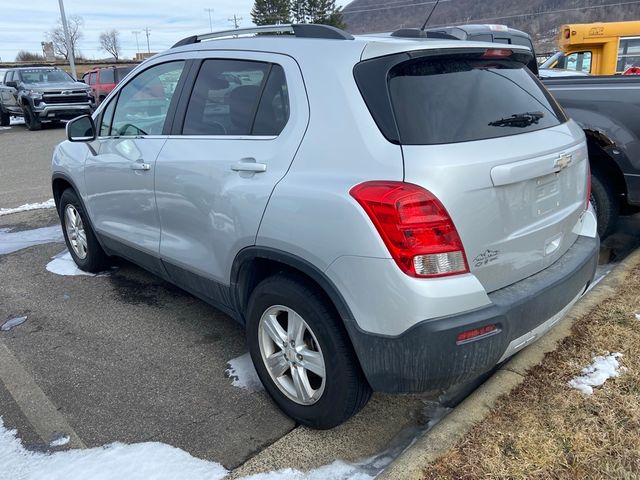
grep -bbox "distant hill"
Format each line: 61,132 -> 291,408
342,0 -> 640,53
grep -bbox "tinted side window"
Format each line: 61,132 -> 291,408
100,69 -> 115,84
115,68 -> 134,82
182,59 -> 269,135
111,61 -> 185,136
89,72 -> 97,85
253,65 -> 290,136
5,72 -> 13,82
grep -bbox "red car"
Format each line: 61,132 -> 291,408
82,66 -> 134,104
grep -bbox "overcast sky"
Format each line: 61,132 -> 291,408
0,0 -> 350,62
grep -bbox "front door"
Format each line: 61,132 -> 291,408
84,60 -> 186,273
155,54 -> 308,305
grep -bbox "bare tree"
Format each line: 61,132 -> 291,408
99,29 -> 121,61
46,15 -> 83,60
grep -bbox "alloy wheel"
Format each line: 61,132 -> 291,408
258,305 -> 326,405
64,204 -> 88,259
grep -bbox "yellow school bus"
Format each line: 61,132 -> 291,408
546,21 -> 640,75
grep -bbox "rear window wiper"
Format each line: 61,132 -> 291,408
488,111 -> 544,128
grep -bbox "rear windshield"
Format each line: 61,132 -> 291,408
115,67 -> 133,82
388,57 -> 564,145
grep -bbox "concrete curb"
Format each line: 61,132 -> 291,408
378,247 -> 640,480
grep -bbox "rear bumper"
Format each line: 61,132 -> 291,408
347,234 -> 599,393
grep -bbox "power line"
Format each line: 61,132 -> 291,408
343,0 -> 448,16
131,30 -> 141,53
428,0 -> 640,27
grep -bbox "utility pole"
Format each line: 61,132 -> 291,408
204,8 -> 214,31
143,27 -> 151,54
57,0 -> 77,80
228,14 -> 243,29
131,30 -> 141,54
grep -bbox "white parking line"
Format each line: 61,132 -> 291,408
0,340 -> 86,448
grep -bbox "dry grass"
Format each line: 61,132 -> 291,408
423,267 -> 640,480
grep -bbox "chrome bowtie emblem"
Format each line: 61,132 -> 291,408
554,154 -> 573,171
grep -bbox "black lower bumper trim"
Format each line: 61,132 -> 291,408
346,235 -> 599,393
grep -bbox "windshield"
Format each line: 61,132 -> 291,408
18,69 -> 73,84
388,57 -> 566,145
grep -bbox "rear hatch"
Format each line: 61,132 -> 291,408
355,47 -> 589,292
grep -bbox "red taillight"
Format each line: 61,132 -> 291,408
624,66 -> 640,75
456,324 -> 498,344
350,181 -> 469,278
585,162 -> 592,211
564,28 -> 571,39
482,49 -> 513,58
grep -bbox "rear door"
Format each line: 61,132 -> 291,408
385,51 -> 589,292
155,52 -> 308,301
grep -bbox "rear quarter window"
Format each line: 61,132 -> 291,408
387,56 -> 566,145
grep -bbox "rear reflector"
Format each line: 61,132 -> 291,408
350,181 -> 469,278
456,324 -> 498,344
482,49 -> 513,58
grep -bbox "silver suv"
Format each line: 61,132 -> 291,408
52,24 -> 599,428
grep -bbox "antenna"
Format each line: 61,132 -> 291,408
420,0 -> 441,31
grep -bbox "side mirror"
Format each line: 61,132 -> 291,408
6,80 -> 17,88
67,115 -> 96,142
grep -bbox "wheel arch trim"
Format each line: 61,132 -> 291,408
230,246 -> 355,325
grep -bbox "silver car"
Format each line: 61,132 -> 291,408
52,24 -> 599,428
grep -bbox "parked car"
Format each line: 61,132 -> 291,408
0,67 -> 95,130
52,24 -> 598,428
82,66 -> 134,104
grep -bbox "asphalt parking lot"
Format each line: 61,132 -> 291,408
1,120 -> 639,476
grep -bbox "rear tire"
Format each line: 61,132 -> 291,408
59,189 -> 109,273
590,173 -> 618,239
0,108 -> 9,127
246,274 -> 371,429
22,104 -> 41,131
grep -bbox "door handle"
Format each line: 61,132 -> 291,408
231,158 -> 267,173
130,162 -> 151,171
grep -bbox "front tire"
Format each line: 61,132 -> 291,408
246,274 -> 371,429
590,173 -> 618,239
22,104 -> 41,131
0,108 -> 9,127
59,189 -> 109,272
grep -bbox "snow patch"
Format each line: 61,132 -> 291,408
46,250 -> 96,277
225,352 -> 264,392
568,352 -> 626,395
49,433 -> 70,448
0,199 -> 56,216
0,225 -> 64,254
0,316 -> 27,332
0,417 -> 228,480
634,313 -> 640,321
241,461 -> 375,480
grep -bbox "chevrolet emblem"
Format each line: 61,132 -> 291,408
554,154 -> 573,171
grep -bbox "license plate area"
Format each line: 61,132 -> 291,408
534,173 -> 560,216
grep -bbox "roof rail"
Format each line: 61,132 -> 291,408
172,23 -> 354,48
390,28 -> 459,40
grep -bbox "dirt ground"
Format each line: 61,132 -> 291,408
423,266 -> 640,480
